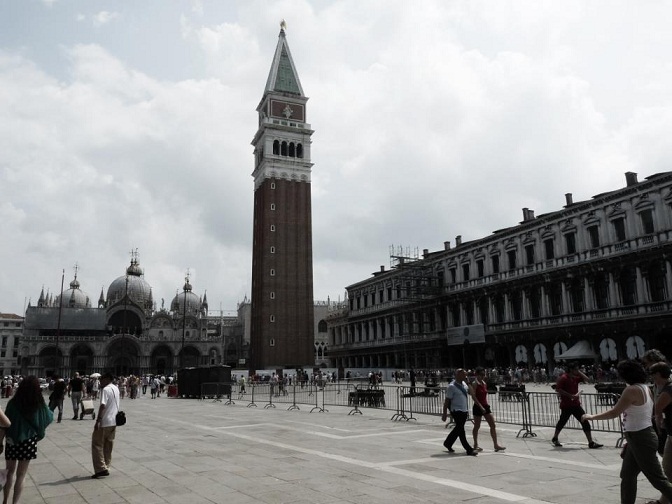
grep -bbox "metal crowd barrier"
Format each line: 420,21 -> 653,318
191,380 -> 625,444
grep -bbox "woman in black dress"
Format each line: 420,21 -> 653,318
2,376 -> 53,504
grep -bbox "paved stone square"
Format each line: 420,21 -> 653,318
5,390 -> 662,503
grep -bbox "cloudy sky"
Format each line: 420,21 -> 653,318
2,0 -> 672,316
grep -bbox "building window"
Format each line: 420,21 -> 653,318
492,255 -> 500,274
594,273 -> 610,309
477,259 -> 484,278
529,286 -> 541,318
449,268 -> 457,283
507,250 -> 517,270
270,269 -> 275,276
612,217 -> 626,242
11,351 -> 16,358
270,225 -> 275,232
647,261 -> 667,302
544,239 -> 554,260
273,140 -> 279,155
511,291 -> 522,320
549,284 -> 563,315
270,315 -> 275,322
588,225 -> 600,248
270,203 -> 276,211
1,337 -> 6,347
270,292 -> 275,299
565,232 -> 576,254
462,264 -> 470,281
14,337 -> 19,346
270,246 -> 275,254
0,351 -> 4,358
269,338 -> 275,346
271,182 -> 276,189
525,244 -> 535,265
640,209 -> 655,235
620,267 -> 637,305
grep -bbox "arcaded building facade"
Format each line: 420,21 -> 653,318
249,26 -> 315,371
21,256 -> 247,377
327,172 -> 672,370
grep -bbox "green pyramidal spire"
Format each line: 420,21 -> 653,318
264,23 -> 304,96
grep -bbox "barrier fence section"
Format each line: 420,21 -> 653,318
189,381 -> 625,443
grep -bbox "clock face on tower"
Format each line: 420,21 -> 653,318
270,100 -> 304,122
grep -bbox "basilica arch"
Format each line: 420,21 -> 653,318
150,345 -> 173,376
38,346 -> 64,377
105,337 -> 140,376
107,308 -> 144,337
70,343 -> 94,375
178,345 -> 200,368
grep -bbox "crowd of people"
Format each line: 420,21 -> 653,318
0,358 -> 671,503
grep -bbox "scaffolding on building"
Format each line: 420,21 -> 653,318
389,245 -> 442,301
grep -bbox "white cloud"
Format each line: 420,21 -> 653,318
1,1 -> 672,315
92,10 -> 119,27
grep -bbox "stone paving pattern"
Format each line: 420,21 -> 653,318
3,386 -> 662,504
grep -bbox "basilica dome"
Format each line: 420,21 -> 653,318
171,278 -> 203,316
106,259 -> 153,309
56,276 -> 91,308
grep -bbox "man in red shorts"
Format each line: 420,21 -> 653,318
552,361 -> 603,448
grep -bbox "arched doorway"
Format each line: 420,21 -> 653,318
38,347 -> 63,377
106,338 -> 140,376
207,347 -> 220,366
151,345 -> 173,376
533,343 -> 547,365
70,344 -> 94,375
625,335 -> 646,359
178,346 -> 200,368
225,342 -> 238,366
599,337 -> 618,363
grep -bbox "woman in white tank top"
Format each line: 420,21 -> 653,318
582,360 -> 672,504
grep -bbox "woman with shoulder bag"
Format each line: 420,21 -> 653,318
1,376 -> 53,504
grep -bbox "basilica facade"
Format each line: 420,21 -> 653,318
21,255 -> 246,377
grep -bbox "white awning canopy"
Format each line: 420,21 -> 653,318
555,340 -> 598,360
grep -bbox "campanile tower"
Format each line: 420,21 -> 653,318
249,24 -> 315,371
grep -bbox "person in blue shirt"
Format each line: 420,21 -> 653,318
441,369 -> 477,456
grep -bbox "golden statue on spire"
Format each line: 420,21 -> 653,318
280,19 -> 287,31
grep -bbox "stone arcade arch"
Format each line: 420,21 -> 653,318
150,345 -> 173,376
105,338 -> 140,376
178,345 -> 200,368
38,346 -> 63,377
108,309 -> 144,337
70,343 -> 94,375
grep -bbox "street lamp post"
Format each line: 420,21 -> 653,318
180,277 -> 187,369
121,273 -> 129,376
55,269 -> 65,376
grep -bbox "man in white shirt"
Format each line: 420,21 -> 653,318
91,373 -> 120,479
